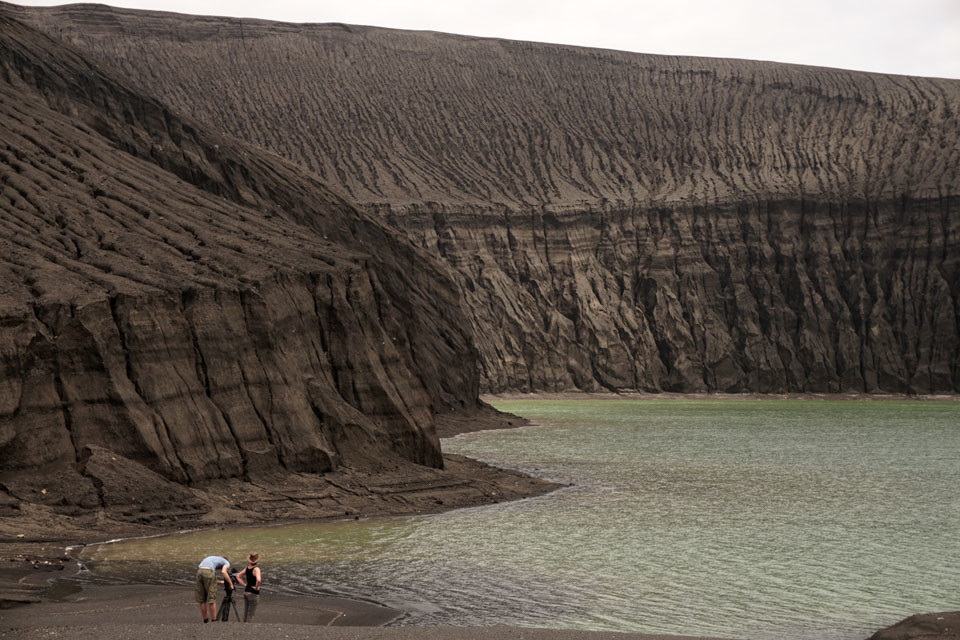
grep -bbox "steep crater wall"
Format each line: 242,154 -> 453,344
384,197 -> 958,393
0,11 -> 481,523
9,3 -> 960,393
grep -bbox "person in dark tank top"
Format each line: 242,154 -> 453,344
235,552 -> 262,622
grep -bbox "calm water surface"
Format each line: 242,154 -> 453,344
79,399 -> 960,640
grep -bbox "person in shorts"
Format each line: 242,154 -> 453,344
196,555 -> 232,622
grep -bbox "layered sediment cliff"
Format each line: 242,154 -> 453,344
12,2 -> 958,393
0,11 -> 550,532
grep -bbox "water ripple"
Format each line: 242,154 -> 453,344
81,399 -> 960,640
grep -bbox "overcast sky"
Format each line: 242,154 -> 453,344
13,0 -> 960,79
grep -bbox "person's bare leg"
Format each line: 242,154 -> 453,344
210,603 -> 217,621
200,602 -> 209,622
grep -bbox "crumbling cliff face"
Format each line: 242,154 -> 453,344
386,197 -> 959,393
14,3 -> 957,394
0,11 -> 491,525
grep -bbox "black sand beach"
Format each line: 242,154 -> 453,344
0,579 -> 729,640
3,622 -> 730,640
3,570 -> 960,640
0,582 -> 401,628
0,560 -> 729,640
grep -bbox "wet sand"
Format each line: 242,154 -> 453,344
0,579 -> 731,639
2,556 -> 956,640
0,622 -> 731,640
0,582 -> 401,628
0,532 -> 734,640
0,564 -> 730,639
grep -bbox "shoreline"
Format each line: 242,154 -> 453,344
0,451 -> 561,605
0,407 -> 559,630
0,582 -> 405,630
3,395 -> 957,639
0,564 -> 739,640
0,486 -> 741,640
1,620 -> 738,640
0,405 -> 554,559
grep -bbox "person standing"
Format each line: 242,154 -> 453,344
196,555 -> 232,622
236,552 -> 262,622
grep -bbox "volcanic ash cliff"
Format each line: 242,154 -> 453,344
15,3 -> 959,393
0,12 -> 547,537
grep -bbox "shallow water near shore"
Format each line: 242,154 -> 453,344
78,398 -> 960,640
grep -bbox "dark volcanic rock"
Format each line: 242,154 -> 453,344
0,10 -> 508,526
869,612 -> 960,640
11,2 -> 958,393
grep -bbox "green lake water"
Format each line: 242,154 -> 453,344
77,398 -> 960,640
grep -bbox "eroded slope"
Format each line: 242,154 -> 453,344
8,2 -> 960,393
12,3 -> 958,206
0,11 -> 522,532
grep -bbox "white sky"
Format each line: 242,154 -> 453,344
12,0 -> 960,79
